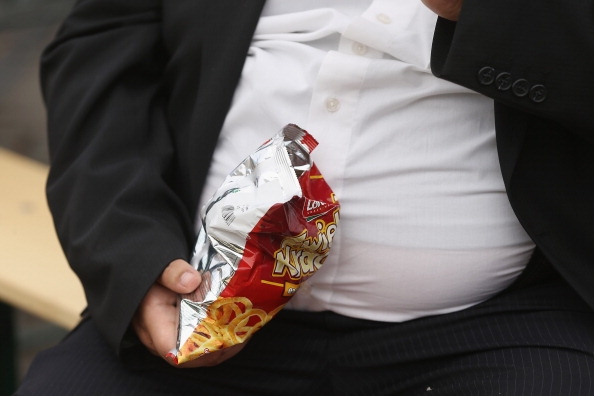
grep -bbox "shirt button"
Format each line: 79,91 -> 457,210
376,13 -> 392,24
325,97 -> 341,112
352,42 -> 368,56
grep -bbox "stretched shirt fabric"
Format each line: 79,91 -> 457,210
198,0 -> 535,322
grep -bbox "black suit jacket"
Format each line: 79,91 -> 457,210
41,0 -> 594,356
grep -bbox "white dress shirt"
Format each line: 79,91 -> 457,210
198,0 -> 536,322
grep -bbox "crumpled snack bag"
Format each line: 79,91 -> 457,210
171,124 -> 340,364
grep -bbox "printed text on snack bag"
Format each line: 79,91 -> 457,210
272,210 -> 339,280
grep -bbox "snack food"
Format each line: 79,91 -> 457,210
172,124 -> 340,364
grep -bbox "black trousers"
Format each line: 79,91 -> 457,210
16,253 -> 594,396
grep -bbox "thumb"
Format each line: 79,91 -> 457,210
158,259 -> 201,294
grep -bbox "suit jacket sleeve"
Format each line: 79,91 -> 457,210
41,0 -> 195,355
430,0 -> 594,136
429,0 -> 594,308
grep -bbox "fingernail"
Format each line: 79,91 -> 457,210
165,350 -> 178,365
180,271 -> 193,288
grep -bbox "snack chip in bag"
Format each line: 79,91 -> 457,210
172,124 -> 340,364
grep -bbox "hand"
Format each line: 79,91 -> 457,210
421,0 -> 463,21
132,259 -> 246,367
